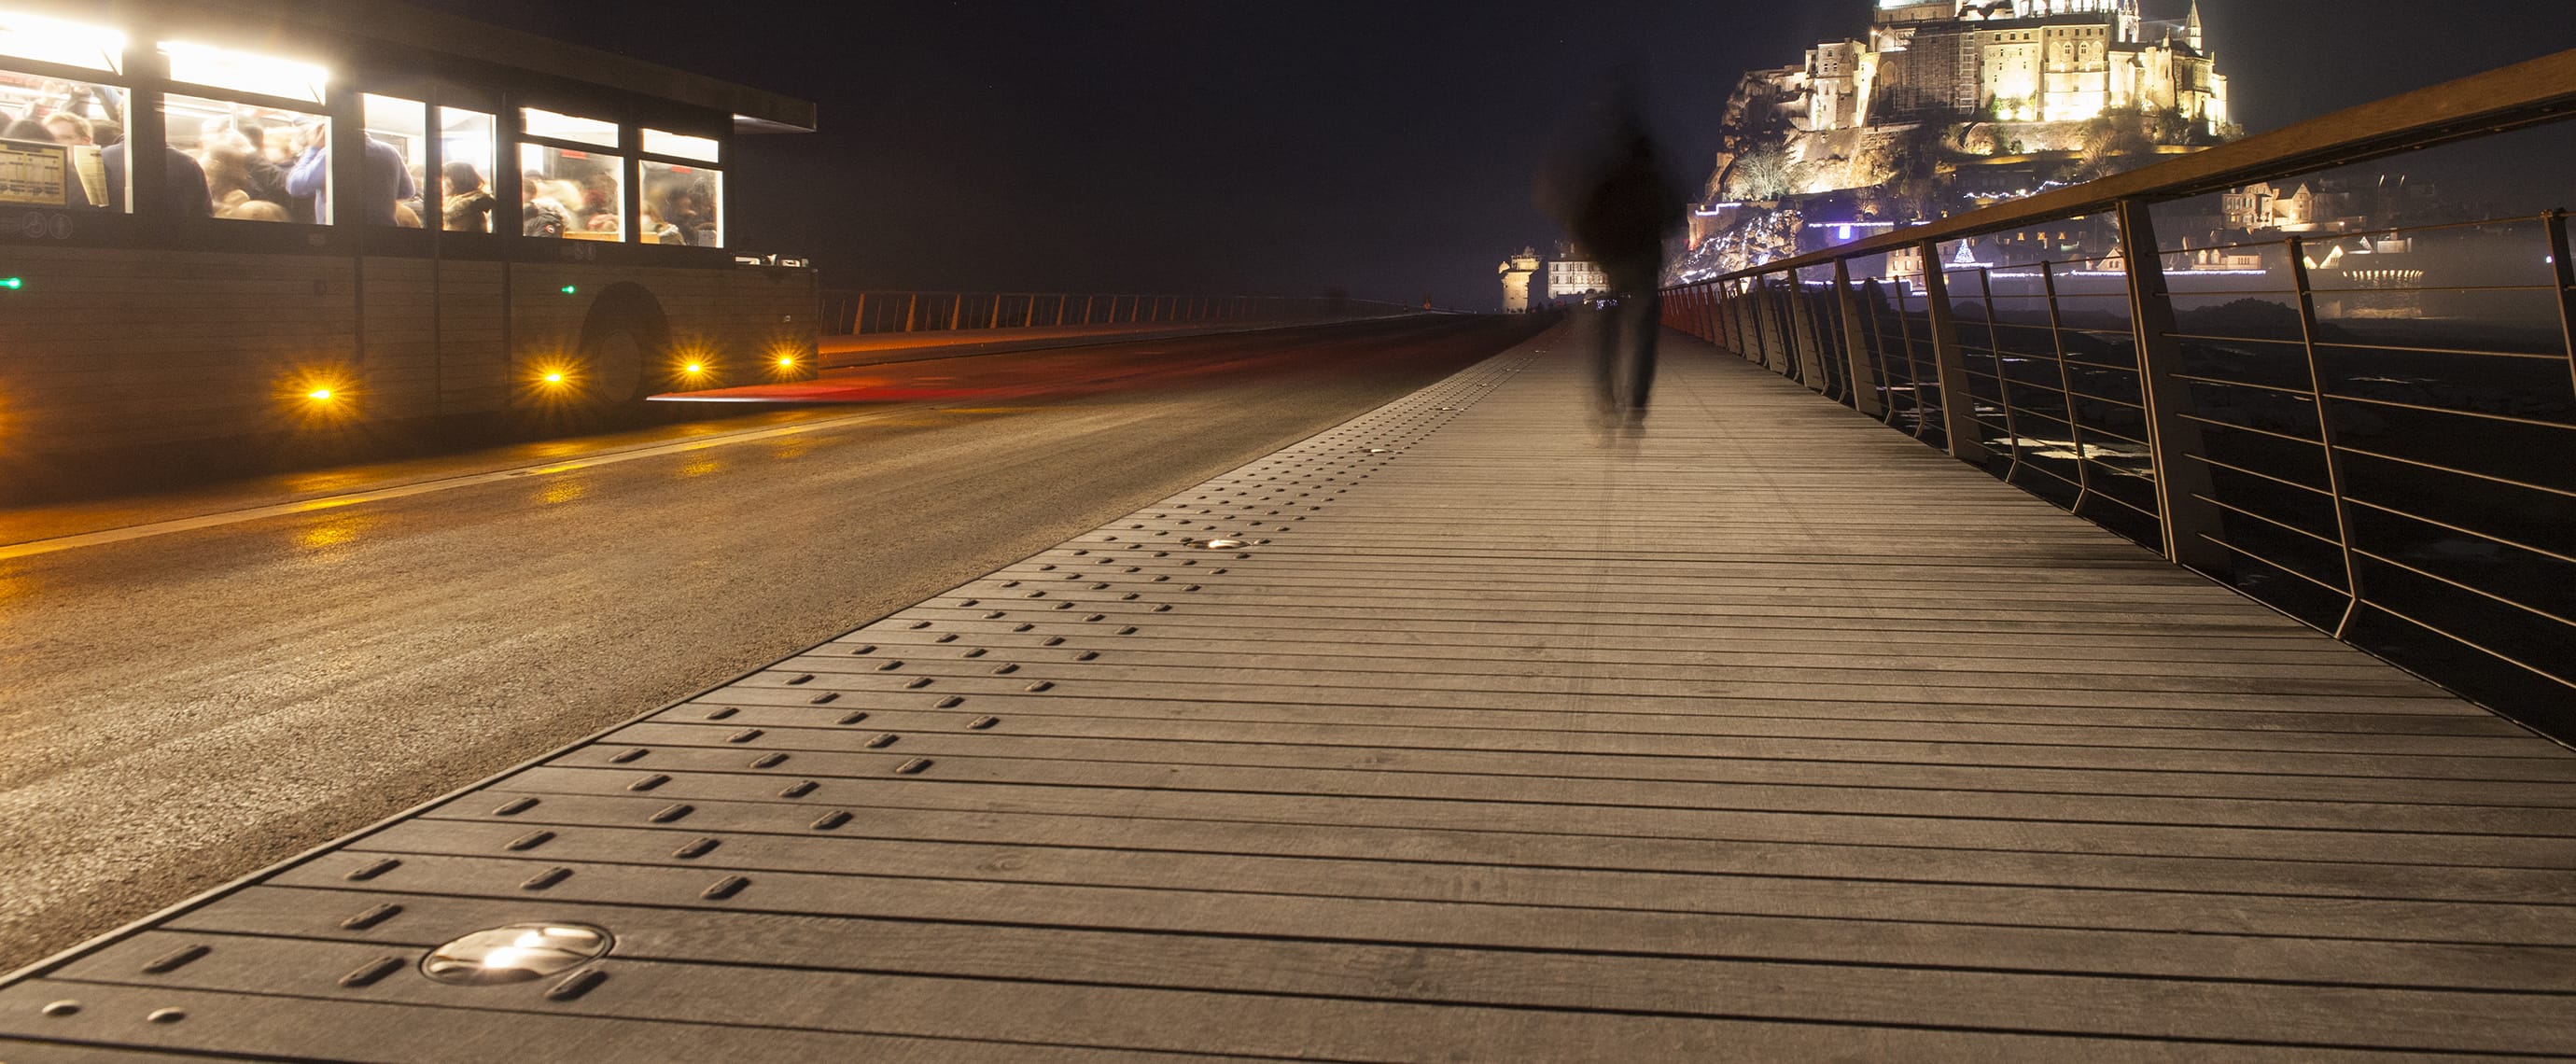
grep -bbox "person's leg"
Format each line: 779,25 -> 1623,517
1628,288 -> 1660,415
1589,306 -> 1619,421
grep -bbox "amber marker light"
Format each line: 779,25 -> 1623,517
776,356 -> 796,368
685,362 -> 707,374
542,371 -> 567,385
306,387 -> 334,401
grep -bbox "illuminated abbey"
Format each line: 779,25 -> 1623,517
1673,0 -> 2235,279
1817,0 -> 2228,131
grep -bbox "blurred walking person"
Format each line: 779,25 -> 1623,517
1547,92 -> 1683,438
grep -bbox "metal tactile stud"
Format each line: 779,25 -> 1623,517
141,945 -> 210,974
339,957 -> 405,987
340,903 -> 402,931
345,858 -> 400,882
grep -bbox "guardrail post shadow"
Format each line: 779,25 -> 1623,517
1917,242 -> 1993,465
1789,273 -> 1830,393
1729,280 -> 1754,358
1834,259 -> 1885,418
2038,260 -> 2096,511
2549,209 -> 2576,393
2288,234 -> 2369,637
2117,199 -> 2229,572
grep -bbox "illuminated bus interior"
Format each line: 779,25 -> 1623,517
0,4 -> 735,244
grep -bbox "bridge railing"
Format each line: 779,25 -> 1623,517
1664,50 -> 2576,743
819,291 -> 1411,336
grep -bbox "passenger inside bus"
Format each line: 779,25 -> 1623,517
285,119 -> 415,227
440,160 -> 493,232
520,170 -> 570,237
520,142 -> 620,239
2,72 -> 119,208
163,96 -> 321,222
194,117 -> 304,222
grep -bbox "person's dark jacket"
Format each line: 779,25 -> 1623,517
1571,138 -> 1684,290
101,142 -> 212,217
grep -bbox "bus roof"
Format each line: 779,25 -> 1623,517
111,0 -> 819,133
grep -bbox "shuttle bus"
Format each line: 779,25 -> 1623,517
0,0 -> 819,467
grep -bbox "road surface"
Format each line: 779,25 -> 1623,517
0,315 -> 1546,971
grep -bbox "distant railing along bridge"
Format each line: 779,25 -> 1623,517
1666,49 -> 2576,743
821,290 -> 1416,336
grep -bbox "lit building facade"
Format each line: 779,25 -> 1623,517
1547,243 -> 1609,301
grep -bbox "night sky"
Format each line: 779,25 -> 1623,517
409,1 -> 2576,309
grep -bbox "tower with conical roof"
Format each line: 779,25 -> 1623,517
2186,0 -> 2205,51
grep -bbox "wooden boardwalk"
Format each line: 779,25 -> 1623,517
6,326 -> 2572,1061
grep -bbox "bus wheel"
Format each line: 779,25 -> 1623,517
576,284 -> 672,404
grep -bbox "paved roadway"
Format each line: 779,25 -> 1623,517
0,315 -> 1545,973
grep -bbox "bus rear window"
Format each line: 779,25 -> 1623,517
640,160 -> 718,246
0,70 -> 120,210
164,92 -> 324,223
519,142 -> 619,240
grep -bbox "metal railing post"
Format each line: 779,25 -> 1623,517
2038,260 -> 2095,510
989,295 -> 1003,329
903,292 -> 919,331
2117,198 -> 2228,571
2549,209 -> 2576,392
1835,259 -> 1884,417
947,293 -> 962,330
2289,235 -> 2369,637
1756,277 -> 1785,374
1916,245 -> 1992,463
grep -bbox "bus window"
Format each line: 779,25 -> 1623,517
0,70 -> 121,210
639,160 -> 718,247
361,93 -> 427,227
520,106 -> 614,148
162,91 -> 320,222
159,40 -> 325,105
639,129 -> 716,163
0,9 -> 125,74
519,141 -> 619,239
438,106 -> 495,232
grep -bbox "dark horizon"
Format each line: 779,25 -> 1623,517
408,1 -> 2576,309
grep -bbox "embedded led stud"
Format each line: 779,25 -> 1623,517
421,924 -> 613,986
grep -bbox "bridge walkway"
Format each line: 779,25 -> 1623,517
3,325 -> 2571,1061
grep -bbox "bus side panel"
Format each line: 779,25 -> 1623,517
511,266 -> 591,391
359,257 -> 440,421
2,246 -> 358,462
436,259 -> 510,414
644,264 -> 818,385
